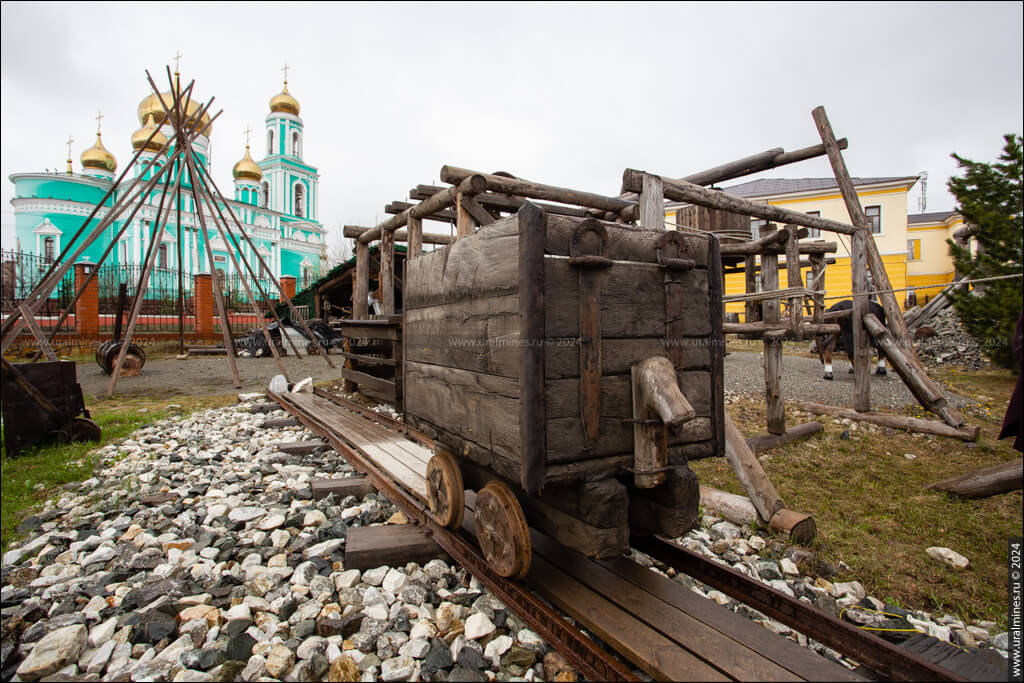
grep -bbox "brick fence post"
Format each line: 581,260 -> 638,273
279,275 -> 296,301
194,273 -> 213,337
74,261 -> 99,336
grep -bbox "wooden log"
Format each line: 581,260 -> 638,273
794,401 -> 980,441
17,304 -> 58,361
699,485 -> 758,527
851,229 -> 871,412
720,240 -> 836,256
722,321 -> 841,337
277,440 -> 328,455
746,422 -> 823,453
385,202 -> 457,222
380,228 -> 395,314
409,185 -> 593,218
785,224 -> 802,341
353,241 -> 369,319
632,356 -> 696,489
926,459 -> 1023,498
344,224 -> 451,246
460,194 -> 497,226
768,508 -> 817,545
626,465 -> 700,538
723,413 -> 784,522
743,253 -> 759,330
311,476 -> 376,500
441,165 -> 635,214
455,191 -> 479,237
518,203 -> 547,496
677,139 -> 848,188
862,313 -> 950,416
810,254 -> 825,327
344,524 -> 446,570
760,226 -> 785,435
406,215 -> 423,258
358,174 -> 486,244
639,173 -> 665,230
623,170 -> 858,235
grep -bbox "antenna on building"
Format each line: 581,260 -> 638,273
917,171 -> 928,213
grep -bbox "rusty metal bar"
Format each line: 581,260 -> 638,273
631,535 -> 965,682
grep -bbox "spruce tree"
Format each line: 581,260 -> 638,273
946,133 -> 1023,370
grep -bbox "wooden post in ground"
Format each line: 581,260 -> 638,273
785,224 -> 803,341
760,225 -> 785,435
353,241 -> 369,319
380,228 -> 395,315
743,253 -> 759,336
455,192 -> 478,237
851,230 -> 871,411
407,215 -> 423,259
639,173 -> 665,230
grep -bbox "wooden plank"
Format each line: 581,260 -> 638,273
337,321 -> 402,341
406,215 -> 423,258
311,476 -> 376,500
530,532 -> 802,681
310,398 -> 433,467
342,368 -> 396,399
344,524 -> 446,570
518,203 -> 546,496
597,556 -> 864,682
639,173 -> 665,230
261,417 -> 300,428
277,440 -> 328,455
460,194 -> 498,226
339,351 -> 399,367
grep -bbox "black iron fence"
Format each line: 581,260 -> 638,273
1,249 -> 75,318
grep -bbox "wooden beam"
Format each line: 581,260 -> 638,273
720,240 -> 836,256
406,215 -> 423,259
410,185 -> 593,218
760,226 -> 785,435
380,228 -> 395,314
622,170 -> 858,236
785,225 -> 803,340
674,139 -> 849,189
926,459 -> 1023,498
723,413 -> 784,522
311,476 -> 376,500
851,230 -> 871,412
455,191 -> 479,237
358,174 -> 486,244
795,402 -> 980,441
385,201 -> 456,223
723,321 -> 841,336
746,422 -> 823,453
353,241 -> 369,319
639,173 -> 665,230
277,440 -> 328,455
344,224 -> 452,245
441,165 -> 635,214
344,524 -> 446,570
460,194 -> 498,225
17,304 -> 58,361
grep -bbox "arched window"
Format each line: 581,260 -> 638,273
260,181 -> 269,208
241,188 -> 249,204
267,130 -> 275,155
158,244 -> 168,268
43,236 -> 55,263
292,131 -> 300,157
294,183 -> 305,218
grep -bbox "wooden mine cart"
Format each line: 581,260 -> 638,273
404,204 -> 724,577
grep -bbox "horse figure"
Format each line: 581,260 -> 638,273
817,299 -> 888,380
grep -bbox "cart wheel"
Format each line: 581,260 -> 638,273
426,450 -> 464,529
475,480 -> 531,579
70,417 -> 101,443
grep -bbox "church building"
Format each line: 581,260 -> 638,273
8,73 -> 325,291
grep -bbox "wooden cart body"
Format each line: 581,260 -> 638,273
403,204 -> 724,497
1,360 -> 92,457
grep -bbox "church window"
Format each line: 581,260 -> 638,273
294,184 -> 305,218
119,240 -> 129,264
292,131 -> 300,157
268,130 -> 275,156
44,237 -> 55,263
260,181 -> 269,209
158,244 -> 168,268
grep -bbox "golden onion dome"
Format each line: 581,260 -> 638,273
81,133 -> 117,172
269,82 -> 300,116
137,91 -> 212,136
232,144 -> 263,182
130,113 -> 169,152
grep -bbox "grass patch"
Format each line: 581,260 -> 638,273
691,365 -> 1021,627
1,392 -> 235,554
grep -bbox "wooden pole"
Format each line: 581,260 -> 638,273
926,459 -> 1022,498
380,227 -> 395,314
17,304 -> 57,361
851,230 -> 871,411
455,192 -> 478,237
353,241 -> 369,319
344,223 -> 449,246
795,401 -> 980,441
678,139 -> 848,188
699,485 -> 758,527
722,413 -> 784,522
785,224 -> 803,341
358,174 -> 486,245
639,174 -> 665,230
746,422 -> 823,453
406,216 -> 423,258
723,321 -> 840,336
760,225 -> 785,435
743,253 -> 759,334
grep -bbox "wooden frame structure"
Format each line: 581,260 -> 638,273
0,67 -> 334,394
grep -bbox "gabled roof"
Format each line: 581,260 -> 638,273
908,210 -> 958,225
717,176 -> 919,199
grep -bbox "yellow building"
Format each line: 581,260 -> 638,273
665,176 -> 960,319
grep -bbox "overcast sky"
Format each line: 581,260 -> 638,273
2,2 -> 1022,253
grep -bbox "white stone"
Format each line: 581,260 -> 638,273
226,603 -> 252,622
270,529 -> 291,548
484,634 -> 513,662
380,655 -> 416,681
926,547 -> 969,570
259,513 -> 286,531
82,545 -> 117,567
779,558 -> 799,576
709,521 -> 742,541
16,624 -> 88,681
229,507 -> 266,523
381,569 -> 409,594
303,539 -> 344,558
88,616 -> 118,648
363,566 -> 389,586
706,590 -> 731,606
517,629 -> 544,650
85,639 -> 116,674
334,569 -> 361,590
303,510 -> 327,527
363,602 -> 389,621
238,392 -> 264,402
291,377 -> 314,393
409,621 -> 436,641
268,375 -> 289,394
465,612 -> 495,640
830,580 -> 866,600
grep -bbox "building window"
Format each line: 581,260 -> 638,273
43,236 -> 55,263
907,239 -> 921,261
292,131 -> 300,157
260,181 -> 269,209
267,130 -> 275,156
806,210 -> 821,238
119,240 -> 129,264
158,244 -> 168,268
294,184 -> 305,218
865,205 -> 881,234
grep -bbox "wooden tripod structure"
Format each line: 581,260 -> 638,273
0,66 -> 334,395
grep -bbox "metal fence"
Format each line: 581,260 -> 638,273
96,264 -> 191,332
1,250 -> 75,318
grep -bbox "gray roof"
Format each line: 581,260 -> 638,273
716,176 -> 919,199
908,210 -> 958,224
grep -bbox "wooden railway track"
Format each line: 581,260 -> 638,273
268,388 -> 980,682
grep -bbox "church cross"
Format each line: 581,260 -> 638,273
244,125 -> 252,147
95,111 -> 103,134
66,134 -> 74,159
282,63 -> 290,84
174,50 -> 183,73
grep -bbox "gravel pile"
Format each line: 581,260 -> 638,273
915,308 -> 990,369
635,514 -> 1010,670
1,396 -> 569,682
